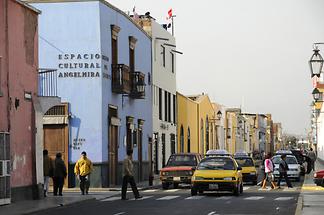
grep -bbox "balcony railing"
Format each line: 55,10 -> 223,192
112,64 -> 131,94
38,69 -> 57,97
130,71 -> 145,99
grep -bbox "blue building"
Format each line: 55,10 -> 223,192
29,0 -> 153,187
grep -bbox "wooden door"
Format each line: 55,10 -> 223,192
109,125 -> 118,185
138,129 -> 143,181
43,124 -> 68,186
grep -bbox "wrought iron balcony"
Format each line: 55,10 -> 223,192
130,71 -> 145,99
38,69 -> 57,97
112,64 -> 131,94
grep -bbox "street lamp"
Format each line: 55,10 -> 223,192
312,88 -> 322,102
217,111 -> 222,120
309,44 -> 324,78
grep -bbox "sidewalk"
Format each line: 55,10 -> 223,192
0,175 -> 161,215
296,159 -> 324,215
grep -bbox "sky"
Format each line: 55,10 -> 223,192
108,0 -> 324,135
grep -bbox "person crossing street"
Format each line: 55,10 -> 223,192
121,149 -> 142,200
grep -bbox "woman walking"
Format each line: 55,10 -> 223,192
262,153 -> 277,189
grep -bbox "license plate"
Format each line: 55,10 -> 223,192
209,184 -> 219,190
173,177 -> 181,181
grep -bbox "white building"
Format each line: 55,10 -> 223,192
135,15 -> 178,173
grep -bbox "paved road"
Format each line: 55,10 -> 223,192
31,180 -> 303,215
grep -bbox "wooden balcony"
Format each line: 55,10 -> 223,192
130,71 -> 145,99
111,64 -> 131,94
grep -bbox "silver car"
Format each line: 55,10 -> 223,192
272,155 -> 301,182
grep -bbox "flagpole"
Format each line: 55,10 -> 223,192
171,15 -> 176,36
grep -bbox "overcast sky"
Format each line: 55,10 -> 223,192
108,0 -> 324,135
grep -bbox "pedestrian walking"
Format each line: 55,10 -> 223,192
277,154 -> 293,189
43,149 -> 53,197
53,153 -> 67,196
307,148 -> 317,171
261,153 -> 277,189
121,149 -> 142,200
74,151 -> 93,195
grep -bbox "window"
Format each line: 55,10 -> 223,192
173,94 -> 176,123
159,88 -> 162,120
161,45 -> 165,67
168,92 -> 171,122
164,91 -> 168,121
171,52 -> 174,73
187,128 -> 191,153
111,25 -> 120,65
129,36 -> 137,73
180,125 -> 184,153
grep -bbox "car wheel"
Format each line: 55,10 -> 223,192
253,180 -> 258,185
191,187 -> 198,196
173,183 -> 179,189
162,182 -> 169,190
198,190 -> 204,194
296,177 -> 300,182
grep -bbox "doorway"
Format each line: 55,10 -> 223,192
108,106 -> 119,186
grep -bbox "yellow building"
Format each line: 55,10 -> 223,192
225,109 -> 240,154
177,93 -> 216,155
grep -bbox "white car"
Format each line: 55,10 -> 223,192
272,155 -> 301,182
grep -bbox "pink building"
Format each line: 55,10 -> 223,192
0,0 -> 41,203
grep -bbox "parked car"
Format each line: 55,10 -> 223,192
234,154 -> 258,185
160,153 -> 202,189
275,150 -> 293,156
191,156 -> 243,196
272,155 -> 301,182
314,170 -> 324,187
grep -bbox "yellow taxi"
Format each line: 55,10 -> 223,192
191,156 -> 243,196
234,153 -> 258,185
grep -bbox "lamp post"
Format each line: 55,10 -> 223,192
309,43 -> 324,78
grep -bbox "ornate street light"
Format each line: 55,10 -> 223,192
312,88 -> 321,102
217,110 -> 222,120
309,45 -> 324,78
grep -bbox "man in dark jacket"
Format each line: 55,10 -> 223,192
53,153 -> 67,196
277,154 -> 293,188
43,149 -> 53,197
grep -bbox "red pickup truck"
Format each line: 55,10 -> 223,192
160,153 -> 202,189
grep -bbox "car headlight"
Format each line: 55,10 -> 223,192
223,177 -> 233,181
161,172 -> 169,176
188,171 -> 193,176
193,176 -> 204,180
314,173 -> 317,178
250,172 -> 256,175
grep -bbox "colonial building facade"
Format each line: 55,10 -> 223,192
30,0 -> 153,186
0,0 -> 42,203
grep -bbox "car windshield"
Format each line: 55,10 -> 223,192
166,155 -> 197,166
272,156 -> 298,164
235,157 -> 254,167
197,158 -> 235,170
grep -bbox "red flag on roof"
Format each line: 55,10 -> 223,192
168,9 -> 172,18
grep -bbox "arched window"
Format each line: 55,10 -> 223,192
187,127 -> 191,153
206,116 -> 209,152
180,125 -> 184,153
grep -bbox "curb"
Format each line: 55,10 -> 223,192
295,195 -> 303,215
23,198 -> 96,215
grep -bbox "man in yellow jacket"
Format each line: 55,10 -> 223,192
74,151 -> 93,195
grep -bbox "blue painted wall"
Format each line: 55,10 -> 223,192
33,1 -> 152,165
